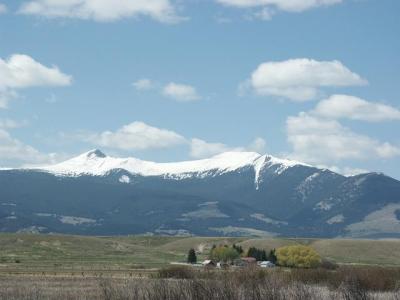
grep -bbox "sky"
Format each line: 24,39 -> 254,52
0,0 -> 399,179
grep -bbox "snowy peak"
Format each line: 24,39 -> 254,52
84,149 -> 107,159
33,150 -> 309,180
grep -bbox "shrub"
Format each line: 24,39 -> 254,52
156,266 -> 195,279
320,259 -> 338,270
276,245 -> 321,268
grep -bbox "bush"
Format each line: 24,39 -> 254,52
320,259 -> 338,270
156,266 -> 195,279
276,245 -> 321,268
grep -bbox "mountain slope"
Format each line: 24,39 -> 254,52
1,150 -> 399,238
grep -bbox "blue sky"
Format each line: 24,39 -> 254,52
0,0 -> 399,179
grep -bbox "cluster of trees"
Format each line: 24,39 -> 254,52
210,245 -> 240,262
276,245 -> 321,268
187,244 -> 321,268
246,247 -> 277,264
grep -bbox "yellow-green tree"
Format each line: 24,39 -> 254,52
276,245 -> 321,268
210,246 -> 240,262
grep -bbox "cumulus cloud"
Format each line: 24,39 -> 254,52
86,121 -> 186,151
216,0 -> 342,19
286,113 -> 400,164
244,59 -> 367,101
313,94 -> 400,122
75,120 -> 266,158
162,82 -> 200,102
19,0 -> 183,23
0,3 -> 7,14
190,137 -> 266,158
132,78 -> 154,91
0,129 -> 61,167
0,54 -> 72,108
190,138 -> 231,158
0,119 -> 28,129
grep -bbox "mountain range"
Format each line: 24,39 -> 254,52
1,149 -> 399,238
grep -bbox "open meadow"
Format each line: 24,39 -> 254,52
0,234 -> 400,299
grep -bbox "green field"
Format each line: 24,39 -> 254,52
0,234 -> 400,275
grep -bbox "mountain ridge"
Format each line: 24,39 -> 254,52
0,149 -> 399,238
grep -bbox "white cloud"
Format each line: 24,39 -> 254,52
313,94 -> 400,122
286,113 -> 400,164
247,137 -> 267,153
86,121 -> 186,151
216,0 -> 342,12
19,0 -> 183,23
0,129 -> 60,167
0,119 -> 28,129
190,137 -> 266,158
162,82 -> 200,102
245,59 -> 367,101
190,138 -> 230,158
216,0 -> 342,19
132,78 -> 154,91
0,54 -> 72,108
0,3 -> 7,14
253,7 -> 274,20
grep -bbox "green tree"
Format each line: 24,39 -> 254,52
276,245 -> 321,268
247,247 -> 268,261
268,249 -> 277,264
210,246 -> 240,262
232,244 -> 243,255
187,248 -> 197,264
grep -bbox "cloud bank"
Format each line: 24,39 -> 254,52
216,0 -> 342,19
19,0 -> 183,23
245,59 -> 366,101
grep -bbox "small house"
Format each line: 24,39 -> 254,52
202,260 -> 216,268
217,261 -> 229,269
234,257 -> 257,267
259,261 -> 275,268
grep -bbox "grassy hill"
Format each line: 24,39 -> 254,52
0,234 -> 399,274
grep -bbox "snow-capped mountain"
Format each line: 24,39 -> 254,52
1,150 -> 399,238
35,149 -> 307,184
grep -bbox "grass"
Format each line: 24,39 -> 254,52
1,266 -> 400,300
1,233 -> 400,275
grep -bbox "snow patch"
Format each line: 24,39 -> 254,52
17,226 -> 46,234
119,175 -> 131,183
314,201 -> 333,211
155,228 -> 192,236
250,213 -> 288,226
209,226 -> 276,237
326,214 -> 344,224
59,216 -> 97,225
181,202 -> 228,219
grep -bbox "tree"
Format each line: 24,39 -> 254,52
210,246 -> 240,262
232,244 -> 243,255
247,247 -> 268,261
268,249 -> 277,264
276,245 -> 321,268
187,248 -> 197,264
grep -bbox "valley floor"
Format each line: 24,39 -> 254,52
1,233 -> 400,271
0,234 -> 400,299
